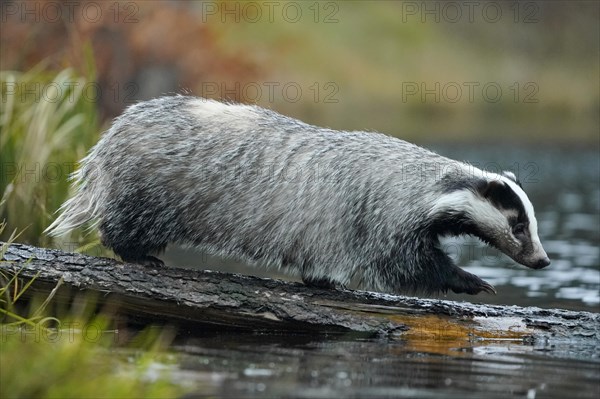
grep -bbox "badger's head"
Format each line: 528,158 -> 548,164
432,170 -> 550,270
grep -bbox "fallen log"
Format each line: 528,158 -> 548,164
1,241 -> 598,347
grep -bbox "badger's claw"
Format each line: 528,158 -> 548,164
479,281 -> 497,295
449,268 -> 496,295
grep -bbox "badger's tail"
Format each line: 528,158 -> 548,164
44,158 -> 103,237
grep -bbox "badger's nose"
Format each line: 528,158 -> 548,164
535,257 -> 551,269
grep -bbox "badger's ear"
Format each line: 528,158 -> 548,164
502,171 -> 522,187
502,171 -> 517,181
478,179 -> 523,211
478,179 -> 507,200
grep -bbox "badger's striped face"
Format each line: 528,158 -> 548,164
432,170 -> 550,270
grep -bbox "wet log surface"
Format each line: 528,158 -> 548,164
1,241 -> 598,345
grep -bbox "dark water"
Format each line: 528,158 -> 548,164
160,145 -> 599,398
165,332 -> 599,399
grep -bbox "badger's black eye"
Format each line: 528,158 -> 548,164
512,223 -> 527,236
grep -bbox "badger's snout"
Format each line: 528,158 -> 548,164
527,256 -> 551,269
498,236 -> 550,270
517,245 -> 551,270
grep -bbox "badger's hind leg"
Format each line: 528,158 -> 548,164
99,193 -> 172,268
100,225 -> 168,268
109,241 -> 167,267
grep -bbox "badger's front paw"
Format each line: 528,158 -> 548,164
448,268 -> 496,295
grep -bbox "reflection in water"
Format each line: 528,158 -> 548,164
170,332 -> 600,399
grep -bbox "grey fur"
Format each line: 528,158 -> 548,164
46,96 -> 549,295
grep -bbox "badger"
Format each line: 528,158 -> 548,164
45,96 -> 550,295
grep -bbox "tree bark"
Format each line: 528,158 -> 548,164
1,241 -> 598,344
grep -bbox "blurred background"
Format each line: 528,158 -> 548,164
1,0 -> 598,310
